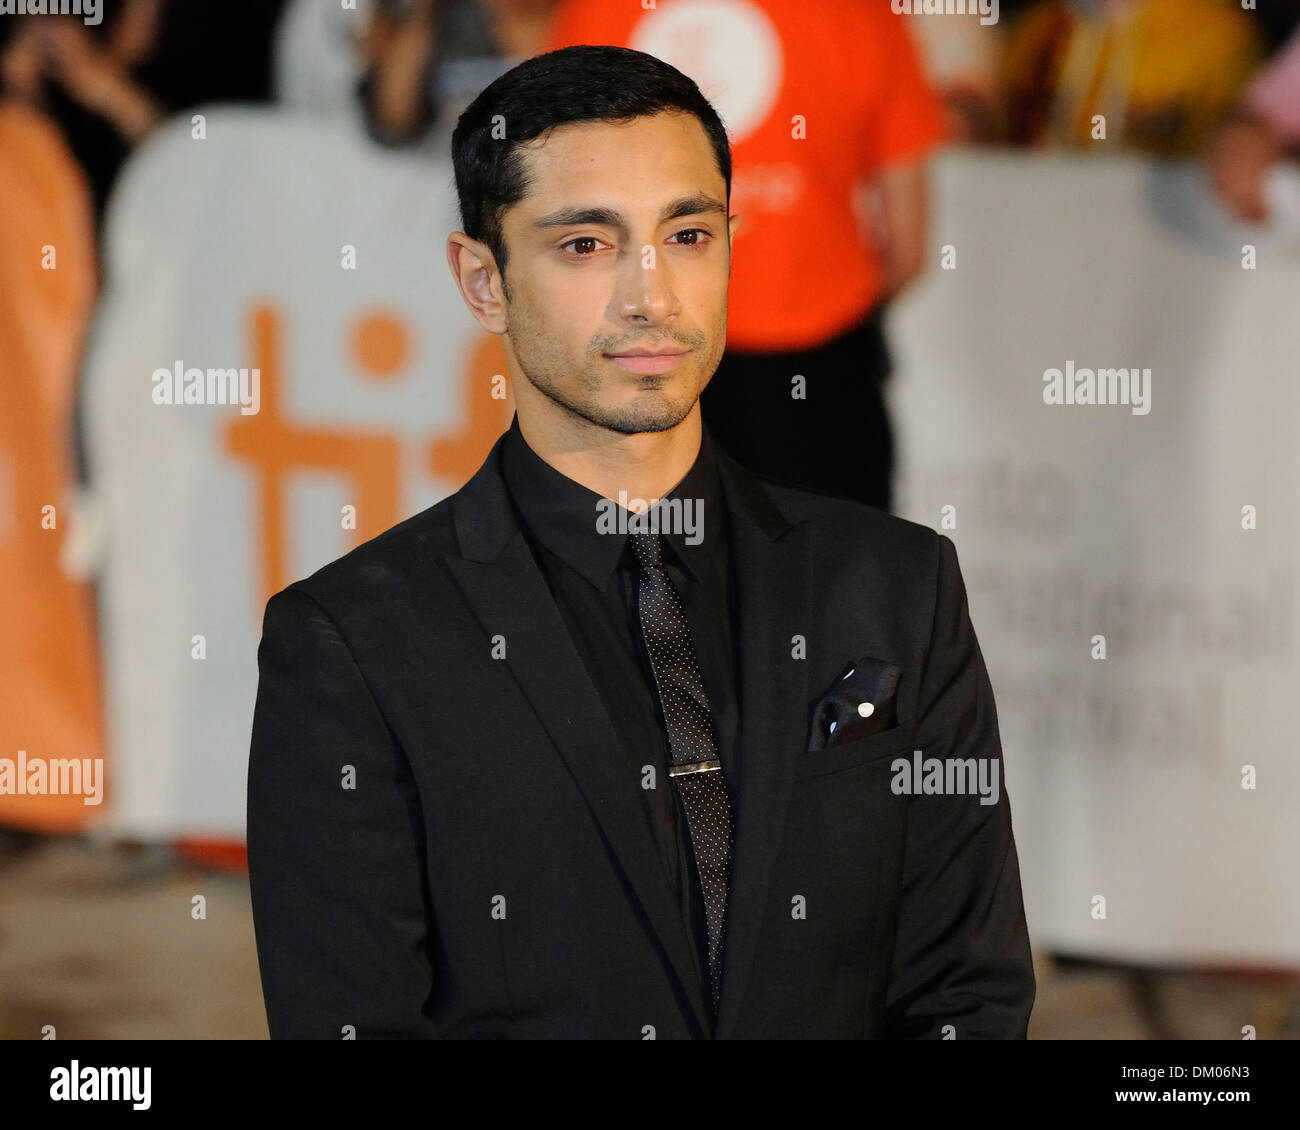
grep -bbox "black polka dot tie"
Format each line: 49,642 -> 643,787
628,529 -> 734,1016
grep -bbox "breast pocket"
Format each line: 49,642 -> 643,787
792,723 -> 915,783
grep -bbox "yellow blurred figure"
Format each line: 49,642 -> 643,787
1000,0 -> 1265,157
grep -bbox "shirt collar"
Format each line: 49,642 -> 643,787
500,413 -> 724,592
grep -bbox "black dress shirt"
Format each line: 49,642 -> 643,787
499,413 -> 739,1007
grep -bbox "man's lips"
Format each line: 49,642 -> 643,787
603,347 -> 691,374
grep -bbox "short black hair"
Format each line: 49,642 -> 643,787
451,44 -> 732,292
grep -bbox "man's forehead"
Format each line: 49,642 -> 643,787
528,109 -> 712,152
511,114 -> 725,226
524,114 -> 718,181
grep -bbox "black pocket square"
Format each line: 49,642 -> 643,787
806,657 -> 902,753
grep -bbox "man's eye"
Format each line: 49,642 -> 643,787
561,236 -> 604,256
560,230 -> 711,256
669,229 -> 712,247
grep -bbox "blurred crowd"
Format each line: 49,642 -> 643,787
3,0 -> 1299,251
2,0 -> 1297,391
3,0 -> 1294,525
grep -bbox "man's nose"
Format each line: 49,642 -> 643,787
616,247 -> 680,323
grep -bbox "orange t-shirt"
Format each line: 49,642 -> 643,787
543,0 -> 948,351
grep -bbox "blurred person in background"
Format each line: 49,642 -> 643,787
1250,0 -> 1300,53
358,0 -> 556,145
544,1 -> 947,513
0,1 -> 285,225
908,9 -> 1004,145
0,98 -> 102,859
0,0 -> 167,222
1208,25 -> 1300,227
0,1 -> 282,875
999,0 -> 1265,158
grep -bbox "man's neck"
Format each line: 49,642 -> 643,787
515,406 -> 703,511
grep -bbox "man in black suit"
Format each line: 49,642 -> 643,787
247,44 -> 1034,1039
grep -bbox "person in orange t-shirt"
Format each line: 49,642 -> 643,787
0,100 -> 105,836
543,0 -> 947,509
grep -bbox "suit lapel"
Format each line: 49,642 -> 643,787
444,430 -> 812,1039
445,432 -> 713,1036
712,453 -> 811,1039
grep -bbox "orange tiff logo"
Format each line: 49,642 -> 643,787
224,303 -> 511,603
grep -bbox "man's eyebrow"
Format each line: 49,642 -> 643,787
530,194 -> 727,232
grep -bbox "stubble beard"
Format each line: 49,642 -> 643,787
509,305 -> 709,436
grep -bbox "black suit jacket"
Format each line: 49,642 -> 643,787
247,428 -> 1035,1039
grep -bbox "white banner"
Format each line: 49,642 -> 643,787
890,151 -> 1300,964
83,108 -> 510,838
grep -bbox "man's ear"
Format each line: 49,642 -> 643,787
446,233 -> 508,334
